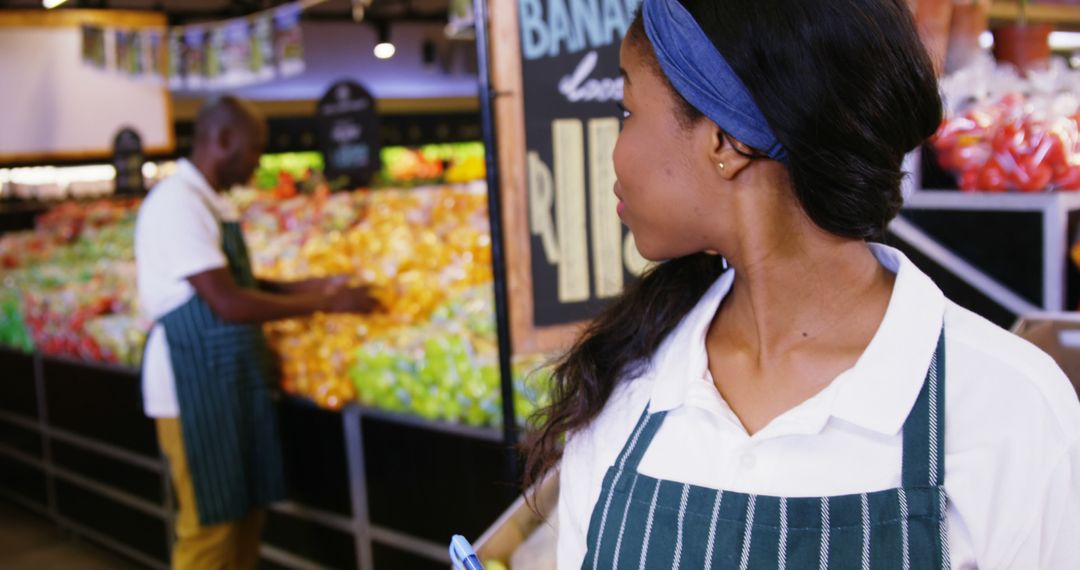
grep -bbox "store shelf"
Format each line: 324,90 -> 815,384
0,441 -> 46,470
0,353 -> 517,569
908,188 -> 1080,211
0,409 -> 38,432
260,543 -> 339,570
354,403 -> 503,443
895,151 -> 1080,328
903,187 -> 1080,313
990,2 -> 1080,27
40,352 -> 139,377
0,349 -> 37,420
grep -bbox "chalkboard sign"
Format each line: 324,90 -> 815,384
315,80 -> 381,188
518,0 -> 647,329
113,127 -> 145,195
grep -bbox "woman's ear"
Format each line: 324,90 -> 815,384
704,122 -> 753,181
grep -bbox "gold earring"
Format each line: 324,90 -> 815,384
718,162 -> 726,171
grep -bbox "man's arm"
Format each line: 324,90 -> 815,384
257,276 -> 346,295
189,268 -> 377,324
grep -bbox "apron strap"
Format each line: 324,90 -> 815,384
187,187 -> 256,289
220,221 -> 258,289
612,406 -> 667,473
901,327 -> 947,488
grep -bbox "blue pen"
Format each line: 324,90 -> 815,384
449,534 -> 485,570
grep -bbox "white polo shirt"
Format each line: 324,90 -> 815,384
134,159 -> 239,418
557,244 -> 1080,569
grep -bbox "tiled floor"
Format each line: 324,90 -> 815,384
0,500 -> 140,569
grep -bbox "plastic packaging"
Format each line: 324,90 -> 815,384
932,55 -> 1080,192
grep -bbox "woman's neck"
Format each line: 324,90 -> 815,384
720,240 -> 892,359
709,196 -> 895,367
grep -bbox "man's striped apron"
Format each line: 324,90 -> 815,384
160,220 -> 286,526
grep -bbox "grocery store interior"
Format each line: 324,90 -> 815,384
1,0 -> 1080,569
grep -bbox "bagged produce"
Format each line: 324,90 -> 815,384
0,286 -> 33,352
0,198 -> 142,358
85,314 -> 148,367
0,184 -> 551,427
932,56 -> 1080,192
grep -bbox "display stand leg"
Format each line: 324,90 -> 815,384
1045,199 -> 1068,312
343,407 -> 374,569
33,352 -> 57,522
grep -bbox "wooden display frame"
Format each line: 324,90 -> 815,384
488,1 -> 585,355
0,10 -> 175,164
172,96 -> 481,122
989,1 -> 1080,26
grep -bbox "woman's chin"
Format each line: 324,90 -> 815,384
631,239 -> 677,263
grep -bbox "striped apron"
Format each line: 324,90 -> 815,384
582,331 -> 948,569
159,221 -> 287,526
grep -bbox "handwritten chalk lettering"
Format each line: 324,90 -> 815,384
553,119 -> 591,303
331,122 -> 362,143
528,151 -> 560,264
589,118 -> 623,298
333,144 -> 370,169
559,51 -> 623,103
529,117 -> 651,306
520,0 -> 639,60
322,99 -> 370,114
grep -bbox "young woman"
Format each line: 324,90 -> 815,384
523,1 -> 1080,568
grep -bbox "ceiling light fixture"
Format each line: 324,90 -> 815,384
43,0 -> 70,9
374,22 -> 395,60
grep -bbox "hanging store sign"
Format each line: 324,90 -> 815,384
78,0 -> 308,91
316,80 -> 382,188
113,127 -> 145,195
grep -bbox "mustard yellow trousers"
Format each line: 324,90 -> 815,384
156,418 -> 265,570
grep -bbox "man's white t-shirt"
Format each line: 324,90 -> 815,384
135,159 -> 240,418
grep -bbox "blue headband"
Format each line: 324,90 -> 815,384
642,0 -> 788,162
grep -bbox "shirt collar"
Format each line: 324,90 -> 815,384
647,243 -> 945,436
648,268 -> 734,412
176,158 -> 239,221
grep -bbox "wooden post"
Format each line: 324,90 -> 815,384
487,0 -> 584,355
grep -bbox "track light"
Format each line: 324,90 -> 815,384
374,22 -> 395,59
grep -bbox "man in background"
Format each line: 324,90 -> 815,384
135,96 -> 377,569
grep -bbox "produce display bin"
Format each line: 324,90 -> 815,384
0,350 -> 171,569
0,349 -> 518,569
0,201 -> 48,234
1013,312 -> 1080,395
889,151 -> 1080,329
358,407 -> 518,567
475,472 -> 559,566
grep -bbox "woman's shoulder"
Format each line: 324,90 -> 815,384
942,301 -> 1079,447
564,372 -> 656,467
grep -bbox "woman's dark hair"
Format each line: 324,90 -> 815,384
522,0 -> 942,494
